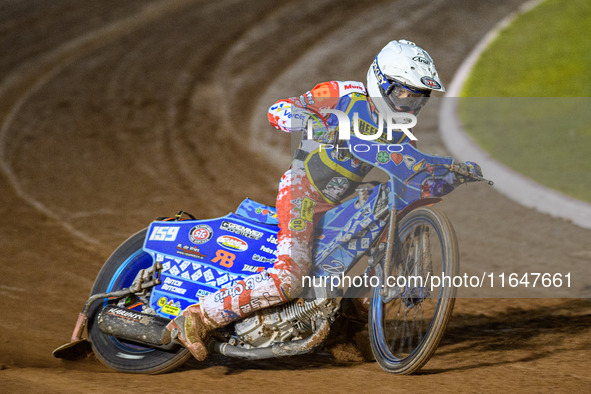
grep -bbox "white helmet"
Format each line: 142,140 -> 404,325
367,40 -> 445,115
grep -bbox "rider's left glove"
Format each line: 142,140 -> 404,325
455,161 -> 483,182
464,161 -> 482,177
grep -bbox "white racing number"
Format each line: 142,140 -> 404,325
149,226 -> 180,242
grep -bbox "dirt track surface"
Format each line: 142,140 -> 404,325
1,0 -> 590,392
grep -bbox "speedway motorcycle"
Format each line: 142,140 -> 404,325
54,134 -> 492,374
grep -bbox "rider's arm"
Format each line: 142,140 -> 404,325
401,143 -> 482,197
422,162 -> 483,197
267,81 -> 365,133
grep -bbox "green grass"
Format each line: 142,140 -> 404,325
459,0 -> 591,202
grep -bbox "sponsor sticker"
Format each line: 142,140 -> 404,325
189,224 -> 213,244
161,277 -> 187,295
376,150 -> 390,164
391,152 -> 403,165
342,82 -> 365,92
162,304 -> 181,316
289,218 -> 307,231
252,254 -> 275,264
300,197 -> 316,222
243,264 -> 266,273
176,244 -> 207,259
420,76 -> 441,89
105,307 -> 144,322
403,155 -> 416,169
216,235 -> 248,252
149,226 -> 180,242
412,55 -> 430,65
413,159 -> 426,172
220,221 -> 263,240
196,289 -> 212,297
321,259 -> 345,274
255,207 -> 277,220
211,249 -> 236,268
260,245 -> 277,256
322,176 -> 349,201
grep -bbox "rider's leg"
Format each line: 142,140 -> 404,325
168,168 -> 332,359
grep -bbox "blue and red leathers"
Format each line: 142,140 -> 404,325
199,81 -> 461,327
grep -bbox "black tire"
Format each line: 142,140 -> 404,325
369,207 -> 459,374
87,229 -> 191,374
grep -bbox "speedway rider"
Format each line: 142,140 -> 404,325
166,39 -> 482,361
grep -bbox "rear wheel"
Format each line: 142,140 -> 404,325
87,229 -> 191,374
369,207 -> 459,374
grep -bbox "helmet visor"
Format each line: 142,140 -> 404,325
383,80 -> 430,114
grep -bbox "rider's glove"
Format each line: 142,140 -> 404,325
465,161 -> 482,177
455,161 -> 483,182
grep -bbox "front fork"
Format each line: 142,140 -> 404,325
377,209 -> 432,305
380,208 -> 397,298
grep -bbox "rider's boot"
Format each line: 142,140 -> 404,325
166,303 -> 215,361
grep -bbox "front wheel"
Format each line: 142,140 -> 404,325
87,229 -> 191,374
369,207 -> 459,374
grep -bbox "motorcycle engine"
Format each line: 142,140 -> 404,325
232,298 -> 340,348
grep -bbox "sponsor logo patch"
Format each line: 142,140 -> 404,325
300,197 -> 316,222
321,259 -> 345,274
412,56 -> 430,65
149,226 -> 180,242
189,224 -> 213,244
162,304 -> 181,316
220,221 -> 263,240
211,249 -> 236,268
216,235 -> 248,252
376,151 -> 390,164
243,264 -> 265,273
420,76 -> 441,89
289,218 -> 307,231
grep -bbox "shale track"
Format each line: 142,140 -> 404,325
1,1 -> 589,391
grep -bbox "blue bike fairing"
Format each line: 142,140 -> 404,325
143,213 -> 279,318
348,133 -> 454,211
312,183 -> 389,276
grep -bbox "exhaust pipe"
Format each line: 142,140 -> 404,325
97,306 -> 176,350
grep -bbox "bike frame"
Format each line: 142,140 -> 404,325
141,135 -> 454,319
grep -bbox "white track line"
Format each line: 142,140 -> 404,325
439,0 -> 591,230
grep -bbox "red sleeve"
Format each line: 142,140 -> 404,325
267,81 -> 342,132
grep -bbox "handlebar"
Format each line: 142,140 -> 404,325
406,163 -> 494,186
444,164 -> 494,185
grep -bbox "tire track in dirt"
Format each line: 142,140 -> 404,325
0,0 -> 198,246
0,0 -> 291,246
